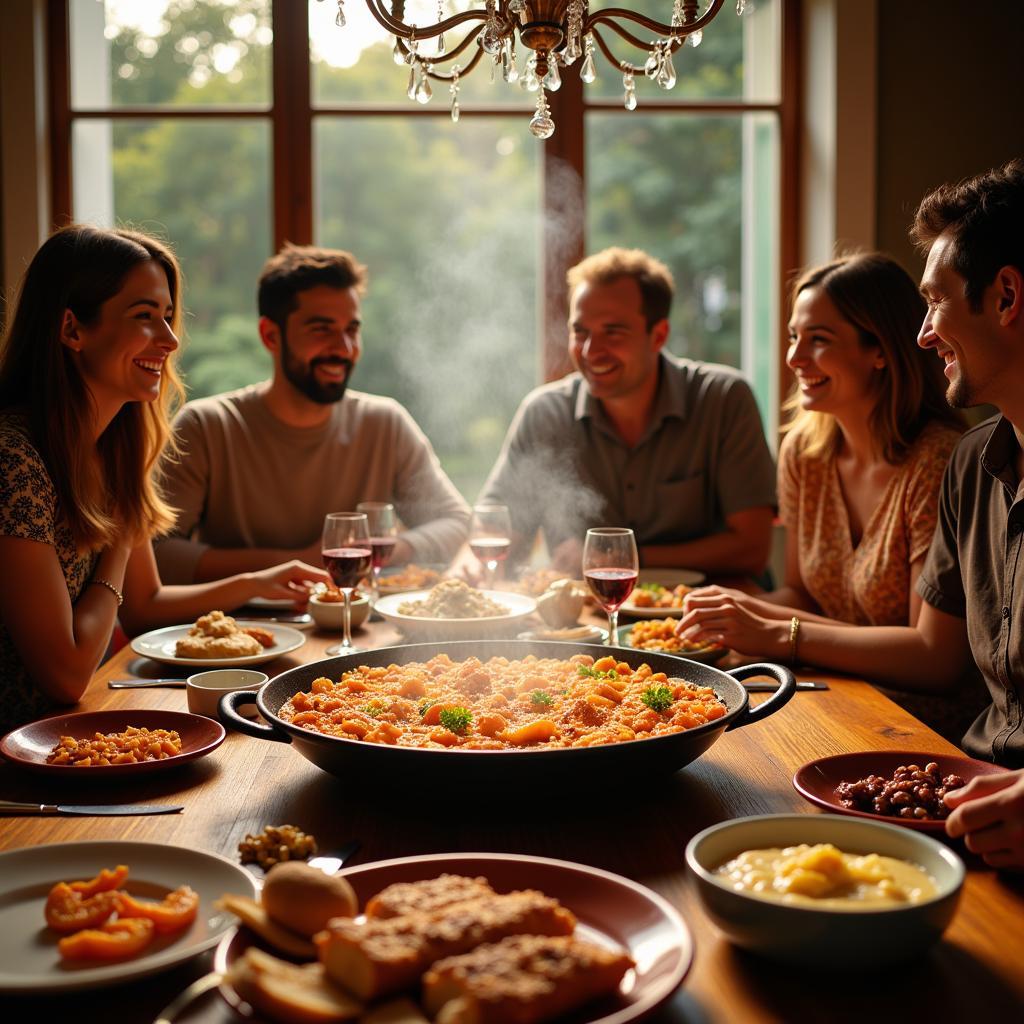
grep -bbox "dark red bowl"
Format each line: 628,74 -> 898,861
0,709 -> 225,776
793,749 -> 1009,833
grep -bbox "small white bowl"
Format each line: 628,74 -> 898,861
308,591 -> 371,631
186,669 -> 268,719
686,813 -> 964,967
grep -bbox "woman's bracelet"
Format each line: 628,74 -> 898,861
788,616 -> 801,667
89,577 -> 124,607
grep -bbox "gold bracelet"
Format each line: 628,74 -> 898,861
789,616 -> 801,667
90,577 -> 124,607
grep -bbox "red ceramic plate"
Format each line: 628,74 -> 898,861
793,749 -> 1009,833
214,852 -> 694,1023
0,709 -> 225,776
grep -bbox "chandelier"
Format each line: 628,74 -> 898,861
318,1 -> 752,138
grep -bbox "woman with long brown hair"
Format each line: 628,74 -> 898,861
676,252 -> 983,736
0,225 -> 327,730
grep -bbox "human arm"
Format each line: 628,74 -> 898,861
944,770 -> 1024,870
641,504 -> 774,576
0,535 -> 130,705
119,542 -> 331,637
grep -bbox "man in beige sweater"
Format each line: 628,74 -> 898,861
155,245 -> 469,584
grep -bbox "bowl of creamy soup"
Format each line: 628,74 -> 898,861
685,813 -> 964,967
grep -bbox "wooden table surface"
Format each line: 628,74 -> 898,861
3,608 -> 1023,1023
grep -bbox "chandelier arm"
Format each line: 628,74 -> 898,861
363,0 -> 487,41
590,26 -> 645,75
423,46 -> 487,81
584,0 -> 726,41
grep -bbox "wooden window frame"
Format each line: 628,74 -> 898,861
47,0 -> 799,401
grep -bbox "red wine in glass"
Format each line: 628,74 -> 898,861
369,537 -> 397,570
323,547 -> 372,589
584,568 -> 638,611
470,537 -> 511,563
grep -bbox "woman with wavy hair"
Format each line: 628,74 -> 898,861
676,252 -> 984,737
0,224 -> 327,730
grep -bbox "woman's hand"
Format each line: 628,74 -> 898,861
674,585 -> 788,658
249,560 -> 332,606
945,769 -> 1024,869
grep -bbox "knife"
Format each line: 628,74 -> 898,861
744,681 -> 829,692
0,800 -> 184,816
108,678 -> 187,688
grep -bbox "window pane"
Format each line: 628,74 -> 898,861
72,118 -> 273,397
69,0 -> 271,109
312,0 -> 533,108
314,116 -> 540,499
584,0 -> 778,103
587,112 -> 751,369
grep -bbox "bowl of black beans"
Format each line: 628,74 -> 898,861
793,750 -> 1010,833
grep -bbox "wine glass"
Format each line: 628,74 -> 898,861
321,512 -> 371,655
469,504 -> 512,589
356,501 -> 397,604
582,527 -> 639,646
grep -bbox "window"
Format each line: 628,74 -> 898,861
53,0 -> 796,497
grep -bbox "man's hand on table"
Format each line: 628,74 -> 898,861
945,768 -> 1024,869
249,560 -> 332,607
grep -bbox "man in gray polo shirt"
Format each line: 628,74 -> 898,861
478,247 -> 776,575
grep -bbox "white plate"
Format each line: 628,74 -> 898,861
374,589 -> 537,640
244,596 -> 298,609
130,620 -> 306,668
0,840 -> 256,993
619,569 -> 706,619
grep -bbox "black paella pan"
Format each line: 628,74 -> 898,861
219,640 -> 795,783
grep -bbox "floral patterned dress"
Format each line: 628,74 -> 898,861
0,413 -> 96,731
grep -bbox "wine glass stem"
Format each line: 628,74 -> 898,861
342,589 -> 353,648
371,567 -> 381,605
486,560 -> 497,589
607,607 -> 619,646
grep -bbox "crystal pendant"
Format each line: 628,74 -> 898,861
506,44 -> 519,84
644,44 -> 660,79
656,47 -> 677,89
544,57 -> 562,92
524,57 -> 540,92
481,19 -> 504,55
580,36 -> 597,84
335,1 -> 345,28
564,36 -> 581,65
407,64 -> 418,101
529,91 -> 555,139
392,37 -> 406,65
416,71 -> 433,104
737,0 -> 755,14
688,29 -> 703,48
508,0 -> 526,13
437,0 -> 445,54
450,68 -> 460,122
623,69 -> 637,111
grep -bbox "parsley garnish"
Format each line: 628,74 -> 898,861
438,707 -> 472,733
638,582 -> 666,593
641,685 -> 674,714
361,700 -> 385,718
577,664 -> 619,680
531,690 -> 554,707
419,699 -> 438,717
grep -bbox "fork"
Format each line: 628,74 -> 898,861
152,839 -> 360,1023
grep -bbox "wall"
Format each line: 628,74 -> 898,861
875,0 -> 1024,276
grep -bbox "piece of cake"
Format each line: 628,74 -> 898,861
317,891 -> 575,1000
422,933 -> 634,1024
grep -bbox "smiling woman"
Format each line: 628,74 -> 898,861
0,224 -> 330,733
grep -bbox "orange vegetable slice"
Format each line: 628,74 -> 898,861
116,885 -> 199,934
44,883 -> 121,934
68,864 -> 129,897
57,917 -> 155,961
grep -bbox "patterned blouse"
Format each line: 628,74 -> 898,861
778,421 -> 961,626
0,413 -> 97,731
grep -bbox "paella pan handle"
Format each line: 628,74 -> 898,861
219,690 -> 293,743
723,663 -> 796,731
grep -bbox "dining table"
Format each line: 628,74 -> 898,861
2,602 -> 1023,1024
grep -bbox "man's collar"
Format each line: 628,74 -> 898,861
980,415 -> 1022,491
573,353 -> 688,430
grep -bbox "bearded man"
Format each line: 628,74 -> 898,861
155,245 -> 468,583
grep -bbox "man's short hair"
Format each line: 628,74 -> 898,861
566,247 -> 674,328
911,158 -> 1024,312
258,244 -> 368,330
